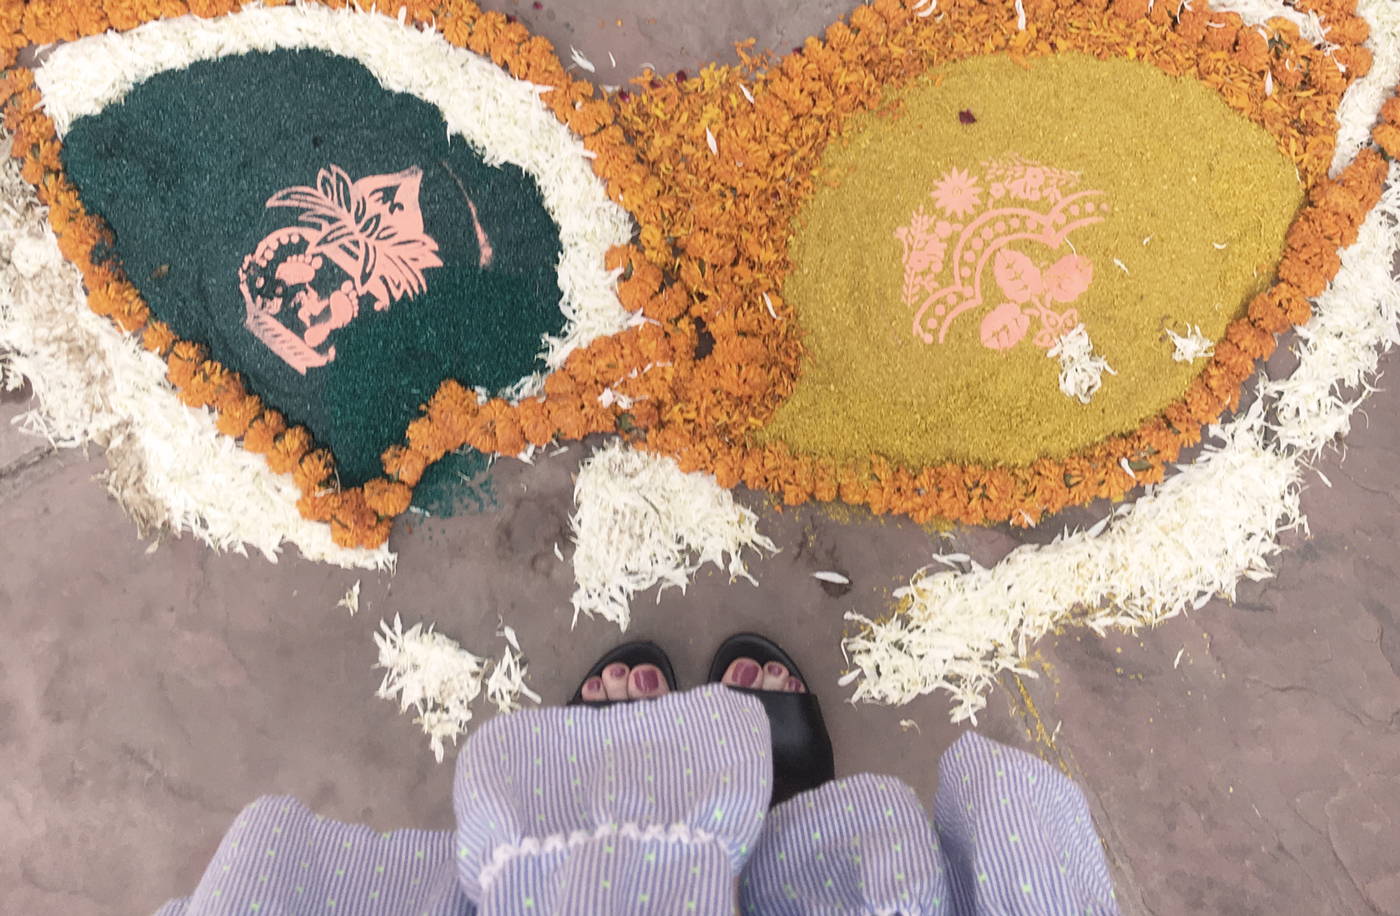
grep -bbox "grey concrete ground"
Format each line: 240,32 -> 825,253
2,1 -> 1399,914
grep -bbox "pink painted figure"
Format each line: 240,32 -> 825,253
894,155 -> 1108,353
238,164 -> 458,374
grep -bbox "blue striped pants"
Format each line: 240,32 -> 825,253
157,684 -> 1118,915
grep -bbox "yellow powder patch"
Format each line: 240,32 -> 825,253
760,53 -> 1303,468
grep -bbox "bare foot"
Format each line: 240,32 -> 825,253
579,662 -> 670,702
721,658 -> 806,693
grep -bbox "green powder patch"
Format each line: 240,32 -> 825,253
410,449 -> 499,517
761,53 -> 1303,468
62,49 -> 564,486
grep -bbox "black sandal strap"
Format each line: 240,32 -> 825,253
708,633 -> 835,805
568,641 -> 678,707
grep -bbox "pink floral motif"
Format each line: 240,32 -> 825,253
1042,253 -> 1093,303
893,156 -> 1110,352
930,167 -> 982,218
980,302 -> 1031,350
893,209 -> 948,306
238,163 -> 466,375
993,249 -> 1042,304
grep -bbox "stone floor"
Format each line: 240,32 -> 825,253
3,1 -> 1399,914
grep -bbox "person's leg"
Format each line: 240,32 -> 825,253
154,796 -> 470,915
933,732 -> 1119,914
740,773 -> 952,915
453,682 -> 772,915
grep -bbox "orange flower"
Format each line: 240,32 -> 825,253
646,285 -> 691,321
405,416 -> 456,463
364,478 -> 413,516
1333,44 -> 1372,81
511,35 -> 565,84
103,0 -> 150,31
604,245 -> 633,273
1112,0 -> 1150,21
297,489 -> 340,523
491,413 -> 526,456
464,9 -> 507,57
543,370 -> 579,398
1288,206 -> 1361,250
425,379 -> 477,441
216,394 -> 263,439
165,341 -> 207,389
243,410 -> 288,455
1381,95 -> 1400,130
542,401 -> 582,441
1247,286 -> 1293,334
359,517 -> 394,548
1173,6 -> 1209,45
329,488 -> 378,548
187,0 -> 236,18
1183,379 -> 1226,424
1375,123 -> 1400,160
1324,14 -> 1370,47
616,271 -> 659,312
294,449 -> 336,493
1341,149 -> 1389,212
568,99 -> 613,136
267,426 -> 313,474
1278,238 -> 1340,298
1233,27 -> 1270,71
515,398 -> 555,446
1225,319 -> 1277,362
382,444 -> 430,487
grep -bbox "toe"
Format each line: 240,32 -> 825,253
580,677 -> 607,702
629,664 -> 668,699
722,658 -> 762,689
786,676 -> 806,693
760,662 -> 790,691
602,663 -> 630,701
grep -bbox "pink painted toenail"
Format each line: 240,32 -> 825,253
635,668 -> 660,692
787,677 -> 803,692
766,663 -> 784,677
608,664 -> 627,679
734,660 -> 759,687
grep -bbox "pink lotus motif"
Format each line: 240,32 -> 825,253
238,163 -> 486,374
893,155 -> 1109,352
980,302 -> 1032,350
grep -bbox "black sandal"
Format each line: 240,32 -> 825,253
569,641 -> 679,706
707,633 -> 835,805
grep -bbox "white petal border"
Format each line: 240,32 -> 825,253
842,0 -> 1400,722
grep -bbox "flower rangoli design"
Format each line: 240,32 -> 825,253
895,156 -> 1109,351
239,164 -> 481,374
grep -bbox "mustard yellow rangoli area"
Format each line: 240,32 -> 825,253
762,53 -> 1304,468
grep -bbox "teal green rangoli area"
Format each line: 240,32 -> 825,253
62,48 -> 564,486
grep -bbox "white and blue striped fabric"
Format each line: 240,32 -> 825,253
157,684 -> 1117,915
